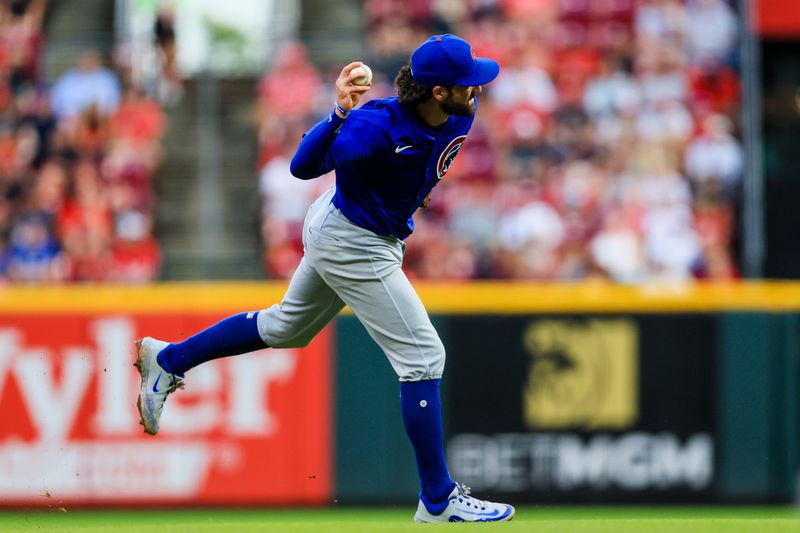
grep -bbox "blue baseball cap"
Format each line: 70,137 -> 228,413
410,34 -> 500,87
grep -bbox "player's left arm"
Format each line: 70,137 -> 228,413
290,110 -> 388,178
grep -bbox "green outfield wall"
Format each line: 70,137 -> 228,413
331,284 -> 800,505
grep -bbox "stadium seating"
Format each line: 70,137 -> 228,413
257,0 -> 742,282
0,0 -> 164,283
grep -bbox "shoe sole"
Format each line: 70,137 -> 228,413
133,338 -> 156,435
413,508 -> 515,523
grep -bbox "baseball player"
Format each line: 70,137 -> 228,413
135,34 -> 514,523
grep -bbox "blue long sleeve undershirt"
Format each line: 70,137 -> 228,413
289,110 -> 381,179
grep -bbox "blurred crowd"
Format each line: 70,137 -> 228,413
0,0 -> 165,283
257,0 -> 742,282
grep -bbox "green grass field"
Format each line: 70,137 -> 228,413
1,507 -> 799,533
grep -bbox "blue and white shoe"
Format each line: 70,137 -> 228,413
413,483 -> 515,523
134,337 -> 184,435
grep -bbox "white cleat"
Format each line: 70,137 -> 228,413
134,337 -> 184,435
413,483 -> 515,523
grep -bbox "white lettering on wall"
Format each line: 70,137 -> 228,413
226,350 -> 297,435
449,432 -> 714,492
14,347 -> 93,441
92,318 -> 137,434
0,331 -> 19,402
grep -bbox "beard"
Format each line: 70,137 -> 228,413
440,94 -> 475,116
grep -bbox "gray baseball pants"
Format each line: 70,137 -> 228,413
257,188 -> 445,381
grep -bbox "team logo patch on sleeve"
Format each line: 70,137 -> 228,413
437,135 -> 466,180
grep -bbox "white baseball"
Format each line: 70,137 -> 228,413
351,64 -> 373,86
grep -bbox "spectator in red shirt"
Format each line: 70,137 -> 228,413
108,209 -> 161,283
257,43 -> 321,122
57,160 -> 112,281
110,86 -> 166,147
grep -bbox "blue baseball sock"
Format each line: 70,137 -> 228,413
400,379 -> 455,509
157,312 -> 268,375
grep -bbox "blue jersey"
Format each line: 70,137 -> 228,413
290,96 -> 475,239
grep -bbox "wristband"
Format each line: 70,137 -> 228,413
334,102 -> 350,118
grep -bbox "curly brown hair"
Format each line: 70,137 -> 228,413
395,64 -> 433,107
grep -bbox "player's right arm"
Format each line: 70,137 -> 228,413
290,62 -> 373,180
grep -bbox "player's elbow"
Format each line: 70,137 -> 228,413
289,157 -> 316,180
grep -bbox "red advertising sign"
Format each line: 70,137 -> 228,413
0,313 -> 333,506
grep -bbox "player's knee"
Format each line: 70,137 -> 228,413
260,323 -> 313,349
267,335 -> 312,349
258,305 -> 312,349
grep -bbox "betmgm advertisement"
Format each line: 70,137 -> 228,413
445,315 -> 716,503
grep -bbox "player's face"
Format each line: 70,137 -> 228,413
440,85 -> 481,116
